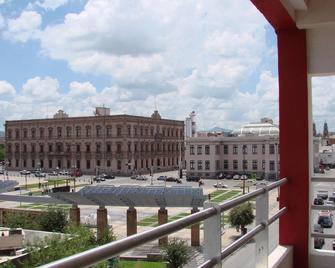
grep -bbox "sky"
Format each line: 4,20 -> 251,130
0,0 -> 330,132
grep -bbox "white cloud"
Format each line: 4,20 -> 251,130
0,0 -> 5,5
0,13 -> 4,30
36,0 -> 68,10
22,76 -> 60,101
4,10 -> 42,42
69,81 -> 96,97
0,80 -> 16,97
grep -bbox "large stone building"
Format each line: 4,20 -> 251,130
185,119 -> 280,180
4,108 -> 184,175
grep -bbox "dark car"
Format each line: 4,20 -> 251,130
166,176 -> 177,182
318,212 -> 333,228
314,224 -> 325,249
157,175 -> 167,181
317,191 -> 329,200
186,176 -> 200,182
225,174 -> 233,180
93,176 -> 105,182
101,174 -> 115,179
35,172 -> 47,178
314,197 -> 324,205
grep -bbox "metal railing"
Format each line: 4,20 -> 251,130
40,177 -> 288,268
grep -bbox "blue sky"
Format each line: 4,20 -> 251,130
0,0 -> 283,131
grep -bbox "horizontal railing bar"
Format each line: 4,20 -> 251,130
198,207 -> 287,268
39,178 -> 287,268
311,205 -> 335,211
311,176 -> 335,183
311,232 -> 335,239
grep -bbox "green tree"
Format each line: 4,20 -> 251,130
228,202 -> 255,235
0,145 -> 5,161
38,208 -> 67,232
5,212 -> 40,230
163,238 -> 189,268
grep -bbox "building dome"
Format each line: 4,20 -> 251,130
232,122 -> 279,136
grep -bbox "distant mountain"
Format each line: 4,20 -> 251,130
209,127 -> 232,133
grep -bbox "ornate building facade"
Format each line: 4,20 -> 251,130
4,108 -> 184,175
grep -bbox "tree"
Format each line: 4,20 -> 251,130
163,238 -> 189,268
228,202 -> 255,235
5,212 -> 40,230
38,208 -> 67,232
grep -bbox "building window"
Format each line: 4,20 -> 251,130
252,145 -> 257,154
66,144 -> 71,152
86,126 -> 91,138
15,129 -> 20,139
97,160 -> 101,166
76,144 -> 80,153
224,145 -> 228,154
8,130 -> 12,139
107,144 -> 111,153
66,127 -> 71,138
224,160 -> 228,169
117,126 -> 122,137
233,160 -> 238,170
242,145 -> 247,154
205,145 -> 210,155
128,126 -> 131,136
197,160 -> 202,170
86,160 -> 90,169
31,128 -> 36,139
262,160 -> 266,170
215,145 -> 220,155
48,144 -> 53,152
205,160 -> 210,170
117,143 -> 122,153
49,159 -> 52,169
243,160 -> 248,170
86,144 -> 90,153
31,144 -> 35,153
145,128 -> 148,136
23,144 -> 27,153
252,160 -> 258,170
117,160 -> 122,170
140,128 -> 143,137
96,126 -> 102,138
233,145 -> 238,154
128,143 -> 131,152
56,143 -> 62,152
16,159 -> 19,167
96,143 -> 101,153
107,126 -> 112,137
262,144 -> 265,154
215,160 -> 220,170
23,159 -> 26,168
107,160 -> 111,167
40,144 -> 44,153
190,160 -> 195,170
269,144 -> 275,154
269,160 -> 275,171
197,145 -> 202,155
23,129 -> 27,139
57,127 -> 62,138
67,160 -> 70,169
48,128 -> 53,138
76,126 -> 81,138
76,160 -> 80,169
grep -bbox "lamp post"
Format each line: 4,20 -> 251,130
242,145 -> 247,195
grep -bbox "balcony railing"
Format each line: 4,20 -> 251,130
39,178 -> 287,268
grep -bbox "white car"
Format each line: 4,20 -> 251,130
136,176 -> 148,181
213,183 -> 228,189
233,174 -> 240,180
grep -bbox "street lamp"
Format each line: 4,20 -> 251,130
242,145 -> 247,195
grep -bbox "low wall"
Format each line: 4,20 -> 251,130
269,245 -> 293,268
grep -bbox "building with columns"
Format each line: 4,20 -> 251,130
4,108 -> 184,175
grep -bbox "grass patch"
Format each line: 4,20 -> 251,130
118,260 -> 167,268
17,203 -> 71,211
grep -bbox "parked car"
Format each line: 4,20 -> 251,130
93,176 -> 105,182
157,175 -> 167,181
100,173 -> 115,180
225,174 -> 233,180
318,211 -> 333,228
166,176 -> 177,182
59,171 -> 69,176
333,240 -> 335,251
317,190 -> 329,200
240,174 -> 248,180
136,176 -> 148,181
325,200 -> 335,206
35,172 -> 46,178
19,170 -> 31,175
0,170 -> 4,175
48,171 -> 58,176
314,197 -> 324,205
175,178 -> 182,184
233,174 -> 240,180
186,175 -> 200,182
130,175 -> 137,180
213,183 -> 228,189
314,224 -> 325,249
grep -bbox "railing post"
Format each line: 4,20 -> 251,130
255,187 -> 269,268
204,201 -> 222,268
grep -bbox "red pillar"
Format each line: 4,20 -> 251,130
277,28 -> 309,268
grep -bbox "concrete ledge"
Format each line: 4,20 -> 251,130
269,245 -> 293,268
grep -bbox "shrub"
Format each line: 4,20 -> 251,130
5,212 -> 40,230
163,238 -> 189,268
228,202 -> 255,235
38,208 -> 67,232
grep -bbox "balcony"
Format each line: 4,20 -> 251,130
39,179 -> 291,268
